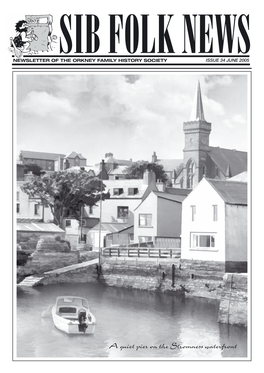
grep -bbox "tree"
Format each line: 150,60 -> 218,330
124,161 -> 168,183
21,170 -> 108,228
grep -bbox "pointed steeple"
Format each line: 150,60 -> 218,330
226,163 -> 231,178
190,80 -> 206,121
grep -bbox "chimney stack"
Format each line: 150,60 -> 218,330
143,169 -> 156,185
152,151 -> 157,163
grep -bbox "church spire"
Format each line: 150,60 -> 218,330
190,80 -> 206,121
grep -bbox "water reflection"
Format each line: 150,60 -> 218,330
16,283 -> 247,359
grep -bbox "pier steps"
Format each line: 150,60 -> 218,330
18,275 -> 44,287
17,258 -> 99,287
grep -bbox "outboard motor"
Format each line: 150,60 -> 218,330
78,309 -> 87,333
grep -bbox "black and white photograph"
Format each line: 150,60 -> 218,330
15,73 -> 249,360
4,0 -> 262,368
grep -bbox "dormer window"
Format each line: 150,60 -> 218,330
128,188 -> 139,195
113,188 -> 123,196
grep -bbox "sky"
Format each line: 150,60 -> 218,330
16,73 -> 249,165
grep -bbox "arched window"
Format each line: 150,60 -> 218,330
202,164 -> 207,177
180,178 -> 183,188
187,159 -> 195,189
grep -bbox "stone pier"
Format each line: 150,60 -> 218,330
217,273 -> 248,326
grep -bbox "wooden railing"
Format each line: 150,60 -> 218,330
102,247 -> 181,259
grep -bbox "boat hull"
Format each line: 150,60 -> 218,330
52,305 -> 96,335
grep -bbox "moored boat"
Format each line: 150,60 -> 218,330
48,296 -> 96,335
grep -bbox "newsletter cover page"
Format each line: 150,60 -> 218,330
3,0 -> 261,369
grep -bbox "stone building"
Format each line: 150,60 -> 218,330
19,150 -> 87,171
153,81 -> 247,189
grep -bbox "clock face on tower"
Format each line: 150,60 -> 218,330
201,137 -> 207,144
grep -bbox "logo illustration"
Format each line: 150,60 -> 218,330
9,14 -> 57,57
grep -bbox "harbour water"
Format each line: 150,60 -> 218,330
16,282 -> 248,360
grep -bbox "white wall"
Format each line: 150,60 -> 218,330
16,182 -> 53,222
181,178 -> 226,261
86,198 -> 141,224
133,192 -> 158,243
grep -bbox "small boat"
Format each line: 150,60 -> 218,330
43,296 -> 96,335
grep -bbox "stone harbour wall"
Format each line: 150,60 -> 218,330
17,253 -> 247,326
98,257 -> 247,326
40,264 -> 99,285
99,258 -> 225,299
99,258 -> 165,291
175,259 -> 225,299
217,274 -> 248,326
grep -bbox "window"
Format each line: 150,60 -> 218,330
129,233 -> 134,242
117,206 -> 129,218
187,159 -> 195,189
213,205 -> 218,221
128,188 -> 139,195
17,191 -> 19,201
34,204 -> 40,215
113,188 -> 124,196
65,219 -> 71,227
191,233 -> 216,250
139,236 -> 152,243
89,205 -> 93,214
17,203 -> 20,213
191,205 -> 196,221
139,214 -> 152,227
108,234 -> 113,242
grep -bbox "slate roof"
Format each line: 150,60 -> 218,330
21,150 -> 66,161
65,151 -> 86,160
135,189 -> 187,211
209,147 -> 247,177
228,171 -> 248,182
153,191 -> 188,203
206,178 -> 247,205
106,225 -> 134,236
90,222 -> 131,233
17,221 -> 65,233
165,187 -> 192,196
103,179 -> 152,199
17,218 -> 42,223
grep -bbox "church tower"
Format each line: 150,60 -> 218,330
182,81 -> 211,189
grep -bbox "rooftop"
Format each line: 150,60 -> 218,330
90,222 -> 132,233
20,150 -> 66,161
209,147 -> 247,177
227,171 -> 248,182
65,151 -> 86,160
17,221 -> 65,233
153,190 -> 188,203
206,178 -> 247,205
